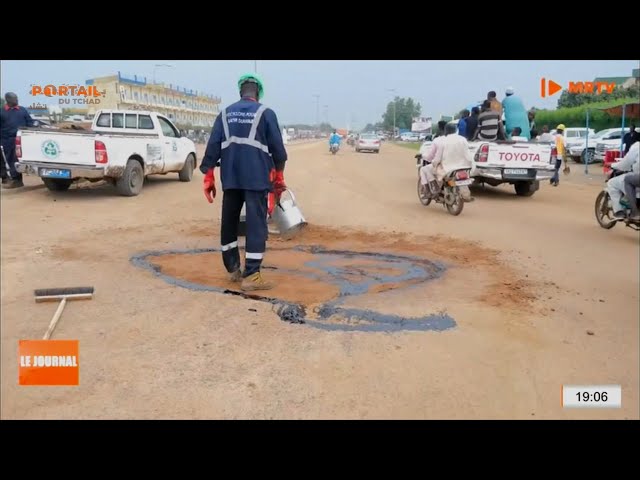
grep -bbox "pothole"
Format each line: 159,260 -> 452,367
130,246 -> 456,332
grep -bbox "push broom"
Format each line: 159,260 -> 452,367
34,287 -> 94,340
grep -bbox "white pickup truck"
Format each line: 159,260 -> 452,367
16,109 -> 197,196
418,138 -> 555,197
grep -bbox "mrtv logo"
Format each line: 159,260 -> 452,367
540,78 -> 616,98
29,84 -> 106,105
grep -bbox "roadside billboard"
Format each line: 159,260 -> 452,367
412,116 -> 432,133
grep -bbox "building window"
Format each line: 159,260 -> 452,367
133,92 -> 139,102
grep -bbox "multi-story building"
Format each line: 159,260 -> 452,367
86,72 -> 221,129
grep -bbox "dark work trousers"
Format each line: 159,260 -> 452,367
1,138 -> 22,181
220,189 -> 268,277
623,172 -> 640,216
550,158 -> 561,185
0,145 -> 7,180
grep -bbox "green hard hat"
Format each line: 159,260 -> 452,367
238,73 -> 264,100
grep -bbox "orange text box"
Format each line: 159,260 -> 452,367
19,340 -> 79,386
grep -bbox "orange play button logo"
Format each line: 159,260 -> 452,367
540,78 -> 563,98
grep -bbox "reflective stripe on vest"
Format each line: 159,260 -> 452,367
220,105 -> 270,154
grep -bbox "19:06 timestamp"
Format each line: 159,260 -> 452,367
562,385 -> 622,408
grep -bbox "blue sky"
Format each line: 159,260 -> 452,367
1,60 -> 637,129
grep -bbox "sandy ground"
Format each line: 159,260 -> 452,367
1,140 -> 638,419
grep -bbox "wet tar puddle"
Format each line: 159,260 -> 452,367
130,246 -> 456,333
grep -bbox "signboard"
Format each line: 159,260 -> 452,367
412,116 -> 432,133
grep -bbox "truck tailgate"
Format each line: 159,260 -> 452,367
19,130 -> 96,166
483,142 -> 553,169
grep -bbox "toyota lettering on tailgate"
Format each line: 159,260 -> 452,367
498,152 -> 541,162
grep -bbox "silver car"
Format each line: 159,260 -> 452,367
355,133 -> 381,153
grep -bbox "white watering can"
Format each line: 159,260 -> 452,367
271,189 -> 307,239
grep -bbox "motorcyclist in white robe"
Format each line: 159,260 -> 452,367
607,141 -> 639,220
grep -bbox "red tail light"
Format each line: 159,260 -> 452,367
374,140 -> 380,145
16,135 -> 22,158
550,147 -> 557,164
95,140 -> 108,164
455,170 -> 469,180
477,143 -> 489,162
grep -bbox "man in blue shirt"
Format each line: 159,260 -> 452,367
329,130 -> 341,151
200,73 -> 288,291
457,109 -> 470,137
1,92 -> 34,188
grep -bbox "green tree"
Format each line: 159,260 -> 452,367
557,84 -> 640,109
382,97 -> 421,131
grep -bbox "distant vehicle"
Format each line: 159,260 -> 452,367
355,133 -> 381,153
400,132 -> 420,142
17,109 -> 197,196
594,127 -> 634,163
567,128 -> 618,164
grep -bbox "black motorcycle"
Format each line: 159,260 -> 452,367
594,168 -> 640,231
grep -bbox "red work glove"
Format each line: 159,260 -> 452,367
203,168 -> 216,203
272,169 -> 287,200
267,192 -> 276,216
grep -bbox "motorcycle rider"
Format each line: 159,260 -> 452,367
607,141 -> 639,220
329,130 -> 341,152
419,121 -> 448,198
623,172 -> 640,221
421,122 -> 473,201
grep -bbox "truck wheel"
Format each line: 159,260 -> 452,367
514,181 -> 537,197
178,153 -> 195,182
581,148 -> 595,164
42,178 -> 72,192
116,159 -> 144,196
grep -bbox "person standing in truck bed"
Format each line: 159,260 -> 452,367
473,100 -> 505,141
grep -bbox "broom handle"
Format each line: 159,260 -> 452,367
43,297 -> 67,340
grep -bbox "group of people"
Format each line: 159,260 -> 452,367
455,88 -> 534,143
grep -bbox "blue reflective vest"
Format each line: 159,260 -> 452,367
199,98 -> 288,191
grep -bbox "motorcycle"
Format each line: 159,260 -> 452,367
594,168 -> 640,231
416,155 -> 472,216
330,143 -> 339,155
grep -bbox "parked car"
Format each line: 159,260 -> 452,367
567,128 -> 620,164
355,133 -> 381,153
17,109 -> 196,196
400,132 -> 420,142
594,127 -> 633,163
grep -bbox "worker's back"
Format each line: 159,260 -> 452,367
216,98 -> 287,191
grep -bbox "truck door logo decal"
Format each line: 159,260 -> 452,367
41,140 -> 60,159
172,140 -> 177,152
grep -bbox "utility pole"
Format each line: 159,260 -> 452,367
387,88 -> 397,139
313,94 -> 320,132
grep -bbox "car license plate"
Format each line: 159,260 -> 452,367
40,168 -> 71,179
504,169 -> 528,175
455,179 -> 473,186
